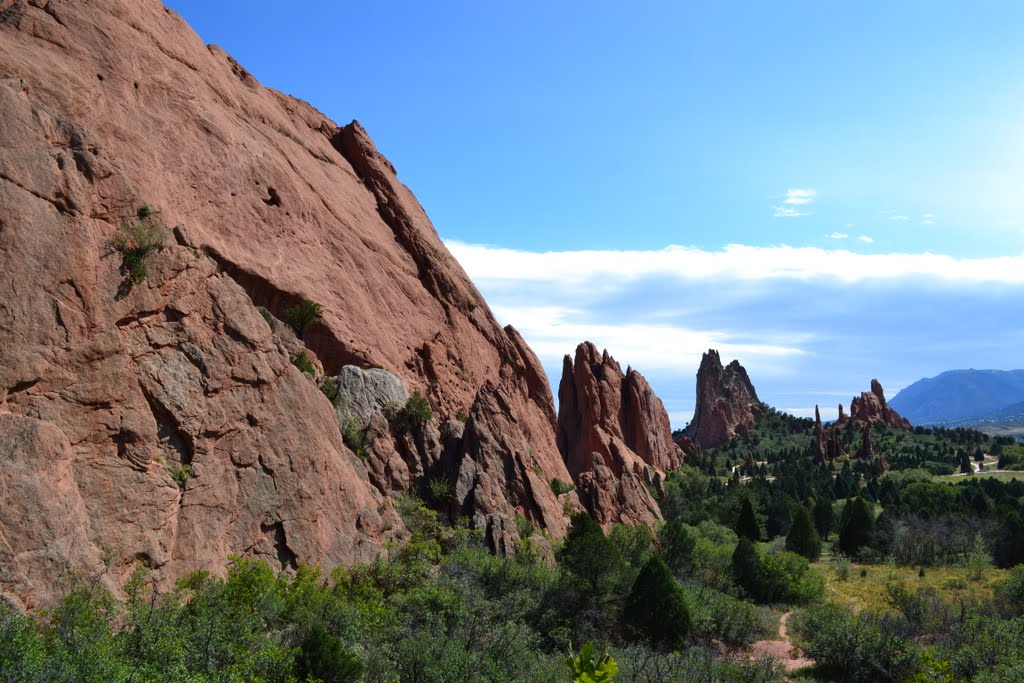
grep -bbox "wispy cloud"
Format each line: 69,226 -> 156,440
773,188 -> 816,217
922,213 -> 936,225
445,240 -> 1024,285
827,232 -> 849,240
784,189 -> 816,205
889,215 -> 910,222
445,239 -> 1024,428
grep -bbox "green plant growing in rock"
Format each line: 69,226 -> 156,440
339,415 -> 370,458
290,351 -> 315,375
169,463 -> 191,489
283,299 -> 322,336
551,478 -> 575,496
426,477 -> 453,506
565,643 -> 618,683
384,392 -> 433,432
320,377 -> 340,405
114,213 -> 165,283
257,307 -> 277,332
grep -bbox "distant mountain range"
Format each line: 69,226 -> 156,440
890,369 -> 1024,430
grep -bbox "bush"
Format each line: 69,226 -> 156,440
169,463 -> 191,489
339,415 -> 370,458
321,377 -> 340,405
384,392 -> 434,431
793,604 -> 919,683
114,219 -> 164,283
426,477 -> 452,506
283,299 -> 322,336
290,351 -> 315,375
551,478 -> 575,496
623,556 -> 691,648
296,624 -> 363,683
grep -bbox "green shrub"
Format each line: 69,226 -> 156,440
623,556 -> 692,647
321,377 -> 340,405
566,643 -> 618,683
169,463 -> 191,489
283,299 -> 322,336
257,307 -> 277,332
114,220 -> 164,283
296,624 -> 363,683
551,478 -> 575,496
290,351 -> 315,375
384,391 -> 434,431
427,477 -> 453,506
339,415 -> 370,458
786,505 -> 822,561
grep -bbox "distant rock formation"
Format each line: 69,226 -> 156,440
813,406 -> 828,465
837,403 -> 849,427
850,379 -> 912,430
556,342 -> 682,525
856,423 -> 875,460
685,350 -> 764,449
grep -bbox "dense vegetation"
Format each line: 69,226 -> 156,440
8,409 -> 1024,681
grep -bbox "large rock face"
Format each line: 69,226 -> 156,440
849,379 -> 912,430
556,342 -> 681,525
0,0 -> 571,606
685,350 -> 764,449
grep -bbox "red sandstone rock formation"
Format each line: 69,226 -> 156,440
856,423 -> 875,460
556,342 -> 682,525
836,403 -> 849,427
0,0 -> 571,606
685,350 -> 764,449
849,379 -> 911,430
813,406 -> 828,465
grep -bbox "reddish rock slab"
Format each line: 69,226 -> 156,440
685,350 -> 764,450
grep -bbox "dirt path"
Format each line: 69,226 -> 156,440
749,611 -> 813,673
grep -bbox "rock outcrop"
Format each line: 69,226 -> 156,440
556,342 -> 681,525
813,405 -> 847,464
0,0 -> 572,606
685,350 -> 764,449
849,380 -> 911,430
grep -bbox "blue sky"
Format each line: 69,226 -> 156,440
167,1 -> 1024,426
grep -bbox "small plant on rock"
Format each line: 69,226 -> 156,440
114,214 -> 164,283
339,415 -> 370,458
283,300 -> 322,337
169,463 -> 191,489
321,377 -> 340,405
290,351 -> 315,375
551,478 -> 575,496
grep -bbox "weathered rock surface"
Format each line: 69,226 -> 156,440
849,379 -> 911,430
556,342 -> 680,525
686,350 -> 764,449
332,365 -> 409,423
0,0 -> 572,605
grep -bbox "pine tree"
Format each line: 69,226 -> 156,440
960,451 -> 974,474
561,512 -> 621,596
813,497 -> 834,540
786,505 -> 822,561
659,520 -> 695,575
623,556 -> 691,648
731,537 -> 764,601
735,497 -> 761,542
838,497 -> 875,558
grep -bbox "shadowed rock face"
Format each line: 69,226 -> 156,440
849,379 -> 912,430
556,342 -> 681,525
685,350 -> 764,450
0,0 -> 572,606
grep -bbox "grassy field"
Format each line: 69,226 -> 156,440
934,469 -> 1024,483
811,559 -> 1007,612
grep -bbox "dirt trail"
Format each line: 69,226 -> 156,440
749,611 -> 814,674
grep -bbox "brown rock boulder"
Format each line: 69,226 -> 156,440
556,342 -> 680,525
685,350 -> 764,449
849,379 -> 911,430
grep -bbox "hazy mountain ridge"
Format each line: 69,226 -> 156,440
889,369 -> 1024,425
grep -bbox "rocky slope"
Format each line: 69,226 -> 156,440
685,350 -> 764,449
0,0 -> 571,607
556,342 -> 681,526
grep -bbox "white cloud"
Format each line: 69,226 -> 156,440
827,232 -> 849,240
783,188 -> 816,205
773,188 -> 816,217
888,215 -> 911,222
773,206 -> 809,218
922,213 -> 936,225
445,240 -> 1024,286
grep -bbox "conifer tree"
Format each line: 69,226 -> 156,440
623,556 -> 691,648
838,497 -> 875,558
786,505 -> 822,561
735,497 -> 761,542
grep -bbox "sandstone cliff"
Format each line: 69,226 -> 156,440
685,349 -> 764,449
556,342 -> 679,526
0,0 -> 570,607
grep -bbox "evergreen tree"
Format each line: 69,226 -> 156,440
786,505 -> 822,561
838,497 -> 875,558
813,497 -> 834,540
623,556 -> 692,648
766,495 -> 794,539
561,512 -> 622,595
735,497 -> 761,542
960,451 -> 974,474
731,537 -> 764,601
659,520 -> 695,576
